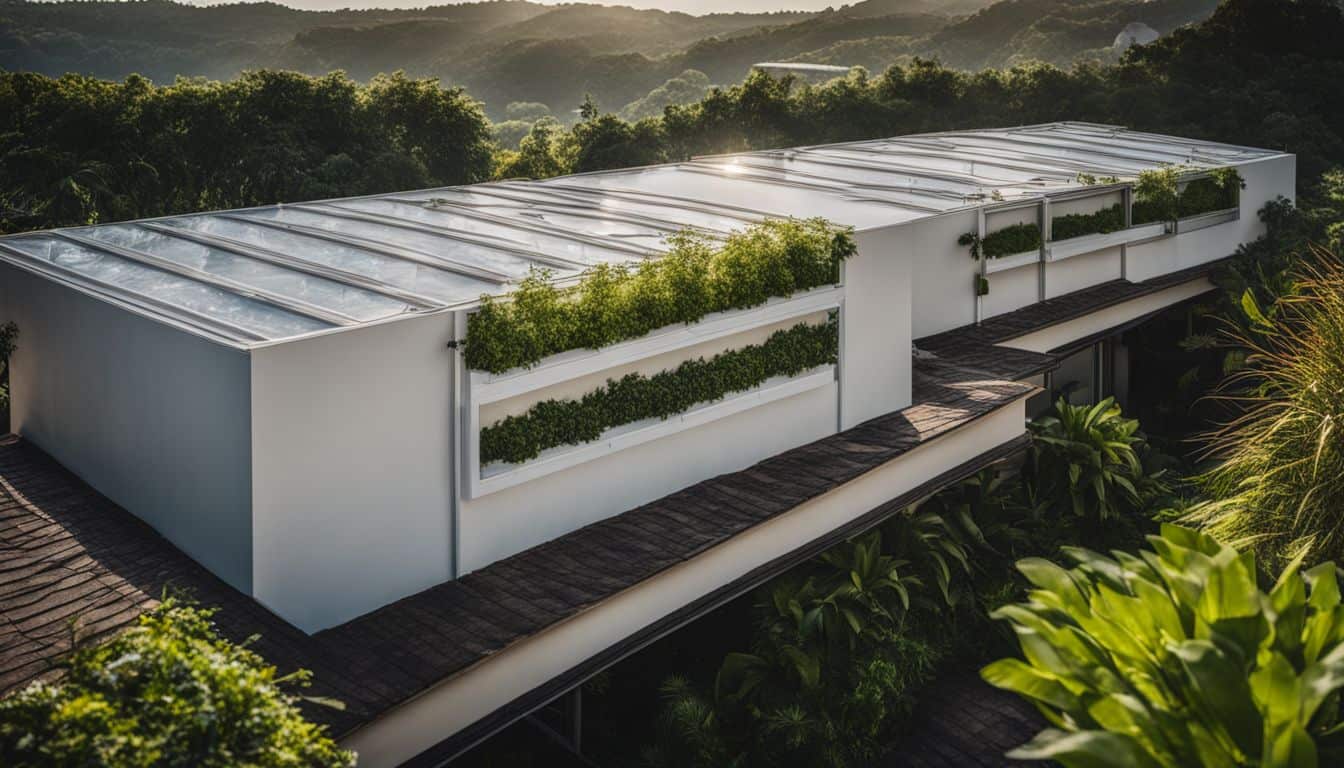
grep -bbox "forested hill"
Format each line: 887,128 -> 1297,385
1,0 -> 1219,118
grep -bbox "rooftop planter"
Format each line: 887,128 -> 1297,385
463,218 -> 855,375
1131,166 -> 1243,226
958,222 -> 1042,263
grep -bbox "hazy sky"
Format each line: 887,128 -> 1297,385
181,0 -> 848,14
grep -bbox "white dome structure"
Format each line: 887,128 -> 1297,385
1113,22 -> 1160,50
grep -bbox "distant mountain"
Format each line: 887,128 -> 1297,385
0,0 -> 1222,118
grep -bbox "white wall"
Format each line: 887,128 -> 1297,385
0,262 -> 254,592
459,381 -> 837,574
843,224 -> 913,428
1126,154 -> 1296,282
250,311 -> 455,632
1046,246 -> 1123,298
983,262 -> 1039,319
906,211 -> 979,339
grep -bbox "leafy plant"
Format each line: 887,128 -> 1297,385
983,524 -> 1344,768
1184,248 -> 1344,570
1051,203 -> 1125,241
464,218 -> 854,373
1133,166 -> 1244,224
0,599 -> 354,768
1027,396 -> 1164,524
959,222 -> 1042,261
479,318 -> 837,465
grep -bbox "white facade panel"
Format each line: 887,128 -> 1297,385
1046,246 -> 1124,298
842,226 -> 914,427
0,261 -> 254,592
250,312 -> 456,632
905,211 -> 979,340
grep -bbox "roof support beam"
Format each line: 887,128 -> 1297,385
51,232 -> 355,327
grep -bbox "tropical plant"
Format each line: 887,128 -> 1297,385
1184,248 -> 1344,570
983,524 -> 1344,768
1027,396 -> 1165,525
0,599 -> 354,767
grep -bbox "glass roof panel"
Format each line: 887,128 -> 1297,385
335,197 -> 657,261
239,208 -> 557,279
5,236 -> 329,339
74,224 -> 409,322
174,216 -> 500,305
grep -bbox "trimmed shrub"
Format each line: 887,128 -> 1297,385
958,222 -> 1042,260
463,218 -> 854,373
983,524 -> 1344,768
0,600 -> 354,768
1050,203 -> 1125,241
480,318 -> 837,465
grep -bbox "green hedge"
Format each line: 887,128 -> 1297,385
463,218 -> 855,373
1050,203 -> 1124,241
958,222 -> 1042,260
1132,166 -> 1243,224
480,318 -> 837,465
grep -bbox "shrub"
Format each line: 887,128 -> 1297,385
983,524 -> 1344,768
1132,166 -> 1244,224
0,600 -> 354,768
958,222 -> 1042,260
1184,248 -> 1344,570
479,318 -> 837,465
1027,397 -> 1166,525
463,218 -> 854,373
1051,203 -> 1125,241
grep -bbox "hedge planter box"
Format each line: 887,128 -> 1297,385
985,249 -> 1042,274
1175,207 -> 1239,234
464,284 -> 845,498
477,366 -> 835,492
1047,221 -> 1170,263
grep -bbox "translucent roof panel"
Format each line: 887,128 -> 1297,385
73,224 -> 411,323
0,236 -> 330,341
0,122 -> 1286,348
171,216 -> 502,306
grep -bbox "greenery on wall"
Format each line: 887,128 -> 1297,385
1050,203 -> 1125,241
1132,166 -> 1244,225
464,218 -> 854,374
480,318 -> 836,465
0,600 -> 354,768
983,524 -> 1344,768
958,222 -> 1042,261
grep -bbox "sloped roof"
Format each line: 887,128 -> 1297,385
0,123 -> 1280,348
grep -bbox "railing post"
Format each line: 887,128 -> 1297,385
1038,198 -> 1050,303
975,208 -> 986,325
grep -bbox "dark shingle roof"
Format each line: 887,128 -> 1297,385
0,357 -> 1032,744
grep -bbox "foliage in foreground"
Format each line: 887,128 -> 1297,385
463,218 -> 854,373
641,396 -> 1169,767
1184,249 -> 1344,570
0,600 -> 354,768
984,524 -> 1344,768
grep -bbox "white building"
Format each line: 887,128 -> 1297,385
0,122 -> 1294,766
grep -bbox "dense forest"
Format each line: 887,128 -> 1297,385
0,0 -> 1221,119
3,0 -> 1340,237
